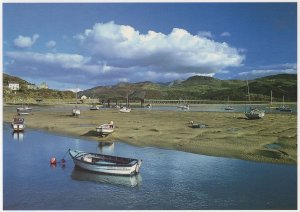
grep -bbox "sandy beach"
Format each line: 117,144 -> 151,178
4,105 -> 297,165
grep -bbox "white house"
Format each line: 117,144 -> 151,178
80,95 -> 88,100
8,82 -> 20,91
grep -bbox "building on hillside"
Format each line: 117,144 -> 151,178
27,83 -> 38,90
8,82 -> 20,91
39,82 -> 48,89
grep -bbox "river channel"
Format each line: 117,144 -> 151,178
3,123 -> 297,210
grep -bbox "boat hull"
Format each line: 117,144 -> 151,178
245,111 -> 265,119
72,109 -> 81,116
119,108 -> 131,113
11,117 -> 25,132
69,150 -> 142,176
96,124 -> 114,135
96,128 -> 114,135
17,108 -> 32,115
11,123 -> 25,132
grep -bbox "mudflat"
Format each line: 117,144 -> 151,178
4,105 -> 297,164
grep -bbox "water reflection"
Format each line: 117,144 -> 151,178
71,167 -> 142,187
12,132 -> 24,141
98,142 -> 115,154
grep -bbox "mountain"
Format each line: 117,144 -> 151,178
79,74 -> 297,102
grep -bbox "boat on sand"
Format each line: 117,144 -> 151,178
119,107 -> 131,113
17,105 -> 32,115
96,121 -> 115,136
244,80 -> 265,119
68,149 -> 142,176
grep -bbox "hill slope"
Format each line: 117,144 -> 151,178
79,74 -> 297,102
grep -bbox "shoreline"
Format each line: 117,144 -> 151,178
4,105 -> 297,165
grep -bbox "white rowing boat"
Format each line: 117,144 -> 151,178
69,149 -> 142,176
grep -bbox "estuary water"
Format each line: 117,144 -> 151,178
4,103 -> 297,114
3,123 -> 297,210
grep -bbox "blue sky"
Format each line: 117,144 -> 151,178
3,3 -> 297,91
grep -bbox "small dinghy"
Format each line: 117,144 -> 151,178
69,149 -> 142,176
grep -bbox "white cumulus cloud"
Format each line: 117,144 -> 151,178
75,21 -> 244,74
6,22 -> 246,88
14,34 -> 39,48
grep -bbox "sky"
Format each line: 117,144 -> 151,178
3,2 -> 297,91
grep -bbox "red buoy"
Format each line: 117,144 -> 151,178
50,157 -> 57,165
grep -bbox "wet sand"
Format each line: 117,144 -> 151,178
4,105 -> 297,164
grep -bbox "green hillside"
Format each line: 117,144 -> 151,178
79,74 -> 297,102
3,73 -> 297,102
3,73 -> 75,101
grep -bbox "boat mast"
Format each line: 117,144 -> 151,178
246,80 -> 251,105
270,90 -> 272,105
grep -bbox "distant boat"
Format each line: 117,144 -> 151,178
72,86 -> 81,117
178,104 -> 190,111
90,94 -> 100,110
276,96 -> 292,112
17,105 -> 32,115
120,107 -> 131,113
72,106 -> 81,116
224,96 -> 234,111
90,104 -> 100,110
11,116 -> 25,132
177,98 -> 190,111
189,121 -> 207,128
96,121 -> 115,136
68,149 -> 142,176
244,80 -> 265,119
71,166 -> 141,187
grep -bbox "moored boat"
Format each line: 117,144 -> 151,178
225,96 -> 234,110
17,105 -> 32,115
68,149 -> 142,176
119,107 -> 131,113
276,96 -> 292,112
96,121 -> 114,136
72,106 -> 81,116
225,105 -> 234,111
245,107 -> 265,119
11,116 -> 25,132
279,106 -> 292,112
72,86 -> 81,116
90,104 -> 100,110
244,81 -> 265,119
